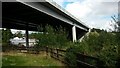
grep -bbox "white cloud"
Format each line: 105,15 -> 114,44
65,2 -> 92,18
56,0 -> 118,30
100,0 -> 119,2
53,0 -> 119,2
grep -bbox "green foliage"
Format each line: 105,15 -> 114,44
55,26 -> 68,48
13,31 -> 23,38
36,25 -> 68,49
29,33 -> 38,39
91,28 -> 105,33
65,48 -> 77,67
2,28 -> 13,44
82,31 -> 118,67
34,24 -> 118,67
65,31 -> 118,67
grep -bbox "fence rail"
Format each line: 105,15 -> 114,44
45,47 -> 103,68
75,52 -> 103,68
46,47 -> 67,63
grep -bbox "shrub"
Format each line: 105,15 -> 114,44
36,25 -> 69,49
65,43 -> 78,67
65,31 -> 118,68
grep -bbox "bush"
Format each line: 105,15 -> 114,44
65,31 -> 118,68
36,25 -> 69,49
65,43 -> 79,67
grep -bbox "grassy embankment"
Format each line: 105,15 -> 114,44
2,51 -> 65,67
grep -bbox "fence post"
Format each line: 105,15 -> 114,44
46,46 -> 48,56
57,48 -> 59,58
50,48 -> 53,57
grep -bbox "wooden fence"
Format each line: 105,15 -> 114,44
75,53 -> 104,68
45,47 -> 103,68
45,47 -> 66,63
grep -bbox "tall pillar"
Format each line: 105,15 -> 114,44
72,25 -> 76,42
26,23 -> 29,48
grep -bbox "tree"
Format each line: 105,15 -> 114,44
29,33 -> 38,39
36,25 -> 56,48
65,30 -> 118,67
110,15 -> 120,32
2,28 -> 12,43
91,28 -> 104,33
14,31 -> 23,38
112,16 -> 120,68
36,25 -> 68,49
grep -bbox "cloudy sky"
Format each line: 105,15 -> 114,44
53,0 -> 119,31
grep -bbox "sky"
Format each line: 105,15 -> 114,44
53,0 -> 119,31
11,0 -> 119,33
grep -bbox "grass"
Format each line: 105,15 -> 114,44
2,51 -> 65,68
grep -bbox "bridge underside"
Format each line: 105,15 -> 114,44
2,2 -> 88,47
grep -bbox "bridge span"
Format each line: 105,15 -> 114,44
2,0 -> 89,47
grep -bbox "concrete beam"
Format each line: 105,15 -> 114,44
18,2 -> 73,25
17,2 -> 88,31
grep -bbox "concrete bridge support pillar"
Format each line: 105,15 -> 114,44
26,23 -> 29,48
72,25 -> 77,42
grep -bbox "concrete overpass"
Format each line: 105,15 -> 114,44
2,0 -> 89,47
